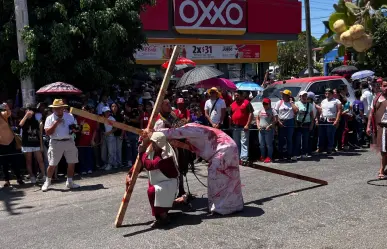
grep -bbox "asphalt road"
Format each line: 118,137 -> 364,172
1,149 -> 387,249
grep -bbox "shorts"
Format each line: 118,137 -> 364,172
48,139 -> 79,166
22,147 -> 41,153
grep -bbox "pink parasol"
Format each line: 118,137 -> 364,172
36,82 -> 82,95
195,78 -> 237,91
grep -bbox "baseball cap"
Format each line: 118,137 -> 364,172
281,89 -> 292,96
102,106 -> 111,113
299,90 -> 308,96
307,92 -> 315,100
177,98 -> 184,104
262,98 -> 271,104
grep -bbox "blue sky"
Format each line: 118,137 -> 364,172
301,0 -> 338,39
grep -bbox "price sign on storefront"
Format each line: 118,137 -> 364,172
135,43 -> 260,62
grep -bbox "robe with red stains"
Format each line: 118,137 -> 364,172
160,123 -> 244,215
139,152 -> 179,216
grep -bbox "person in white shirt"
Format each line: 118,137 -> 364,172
316,88 -> 342,154
101,106 -> 117,171
361,82 -> 373,117
274,89 -> 299,161
204,87 -> 226,129
42,99 -> 80,192
97,94 -> 109,115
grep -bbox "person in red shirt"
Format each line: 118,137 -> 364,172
230,91 -> 254,164
174,98 -> 191,123
77,105 -> 97,174
140,101 -> 154,129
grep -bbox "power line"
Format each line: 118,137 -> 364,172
303,16 -> 329,20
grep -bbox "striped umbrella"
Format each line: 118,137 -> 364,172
176,66 -> 224,88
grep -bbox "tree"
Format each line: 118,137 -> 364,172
0,1 -> 19,97
10,0 -> 153,91
319,0 -> 387,57
277,32 -> 319,79
362,17 -> 387,77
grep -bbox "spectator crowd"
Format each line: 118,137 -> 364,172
0,77 -> 381,187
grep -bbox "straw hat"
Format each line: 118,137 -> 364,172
207,87 -> 221,97
49,99 -> 68,108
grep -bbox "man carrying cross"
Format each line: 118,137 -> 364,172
126,132 -> 179,228
142,123 -> 244,215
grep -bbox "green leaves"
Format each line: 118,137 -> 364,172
277,32 -> 320,78
2,0 -> 153,90
319,33 -> 330,43
345,2 -> 360,15
338,45 -> 346,57
322,40 -> 338,55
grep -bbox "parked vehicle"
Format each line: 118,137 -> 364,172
251,76 -> 355,118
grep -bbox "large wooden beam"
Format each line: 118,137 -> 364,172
70,107 -> 191,152
114,46 -> 181,227
69,108 -> 142,135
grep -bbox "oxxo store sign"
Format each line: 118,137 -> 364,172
174,0 -> 247,35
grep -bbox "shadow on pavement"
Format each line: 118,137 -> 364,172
245,184 -> 325,206
0,188 -> 32,215
122,198 -> 265,237
367,178 -> 387,187
46,183 -> 108,192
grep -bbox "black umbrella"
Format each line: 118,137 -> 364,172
330,65 -> 358,75
176,66 -> 224,88
299,68 -> 320,77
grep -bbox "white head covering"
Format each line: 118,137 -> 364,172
149,132 -> 178,167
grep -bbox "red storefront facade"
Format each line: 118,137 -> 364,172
136,0 -> 301,81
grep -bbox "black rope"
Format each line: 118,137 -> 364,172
190,162 -> 208,188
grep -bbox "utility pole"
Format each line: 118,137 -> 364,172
14,0 -> 35,106
304,0 -> 314,77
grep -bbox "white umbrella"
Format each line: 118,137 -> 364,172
351,70 -> 375,80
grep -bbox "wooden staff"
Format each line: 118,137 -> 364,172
247,163 -> 328,185
115,46 -> 181,227
69,108 -> 142,135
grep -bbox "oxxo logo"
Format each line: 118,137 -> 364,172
179,0 -> 244,28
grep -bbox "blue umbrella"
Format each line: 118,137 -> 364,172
235,82 -> 264,91
351,70 -> 375,80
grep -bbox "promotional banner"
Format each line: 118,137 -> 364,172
135,43 -> 260,61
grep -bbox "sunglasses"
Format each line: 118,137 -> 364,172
263,103 -> 269,105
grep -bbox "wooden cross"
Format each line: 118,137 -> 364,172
115,46 -> 180,227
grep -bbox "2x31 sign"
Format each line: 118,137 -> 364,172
174,0 -> 247,35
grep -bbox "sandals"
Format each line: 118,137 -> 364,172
378,173 -> 385,180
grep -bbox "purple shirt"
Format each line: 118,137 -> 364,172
353,100 -> 364,115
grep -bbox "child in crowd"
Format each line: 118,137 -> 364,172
191,107 -> 208,126
256,98 -> 278,163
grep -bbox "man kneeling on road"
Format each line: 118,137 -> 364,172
42,99 -> 80,192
